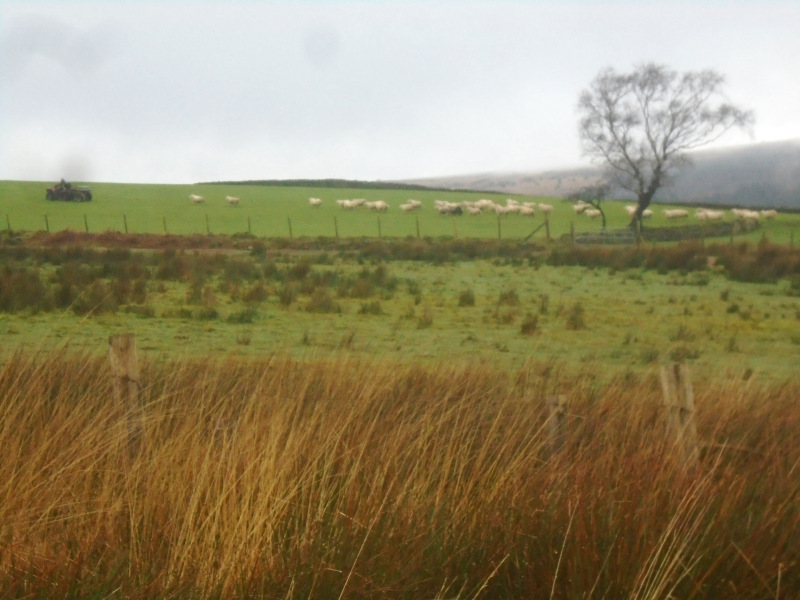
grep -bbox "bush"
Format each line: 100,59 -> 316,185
565,302 -> 586,330
498,288 -> 520,306
520,313 -> 538,336
279,283 -> 298,306
458,288 -> 475,307
306,288 -> 340,313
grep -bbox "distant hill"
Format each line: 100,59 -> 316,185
400,139 -> 800,209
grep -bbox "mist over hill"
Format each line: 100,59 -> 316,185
400,139 -> 800,209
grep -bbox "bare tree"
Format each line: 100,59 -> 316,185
578,63 -> 753,225
568,183 -> 610,229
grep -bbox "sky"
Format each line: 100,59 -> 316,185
1,0 -> 799,184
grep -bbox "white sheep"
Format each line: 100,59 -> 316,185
537,203 -> 554,215
308,197 -> 323,207
225,195 -> 240,206
624,205 -> 638,216
761,209 -> 778,219
189,194 -> 205,204
664,209 -> 689,220
642,209 -> 653,219
584,208 -> 602,219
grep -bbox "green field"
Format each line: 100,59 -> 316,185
2,179 -> 798,244
1,239 -> 799,382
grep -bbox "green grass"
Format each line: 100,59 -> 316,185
1,244 -> 798,382
3,179 -> 798,243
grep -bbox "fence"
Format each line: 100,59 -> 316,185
110,333 -> 699,463
567,219 -> 762,246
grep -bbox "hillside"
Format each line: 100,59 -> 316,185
401,139 -> 800,209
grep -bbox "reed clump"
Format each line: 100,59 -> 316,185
0,351 -> 797,599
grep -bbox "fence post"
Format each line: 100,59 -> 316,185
248,216 -> 251,235
45,214 -> 50,233
377,216 -> 382,239
109,334 -> 142,456
570,221 -> 575,245
84,214 -> 89,233
123,214 -> 128,234
452,217 -> 458,238
545,215 -> 550,241
660,362 -> 698,463
333,216 -> 338,239
497,214 -> 502,240
5,214 -> 10,235
205,214 -> 210,235
547,395 -> 568,456
288,217 -> 293,239
416,216 -> 420,239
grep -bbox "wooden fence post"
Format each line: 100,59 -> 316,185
416,216 -> 420,239
45,215 -> 50,233
109,334 -> 142,455
6,214 -> 10,234
333,216 -> 338,239
288,217 -> 293,239
545,215 -> 550,241
84,214 -> 89,233
123,214 -> 128,234
546,395 -> 568,456
570,221 -> 575,245
660,362 -> 698,463
205,214 -> 210,235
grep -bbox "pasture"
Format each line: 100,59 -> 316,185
1,238 -> 799,381
2,181 -> 800,598
2,179 -> 798,244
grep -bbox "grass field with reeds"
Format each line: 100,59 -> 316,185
1,237 -> 799,380
1,351 -> 798,599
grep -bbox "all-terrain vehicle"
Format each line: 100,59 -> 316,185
46,179 -> 92,202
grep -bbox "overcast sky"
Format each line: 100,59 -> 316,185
1,0 -> 798,184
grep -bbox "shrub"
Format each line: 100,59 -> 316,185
227,307 -> 258,324
417,305 -> 434,329
279,283 -> 298,307
306,288 -> 340,313
358,301 -> 384,316
520,313 -> 538,336
72,280 -> 118,316
498,288 -> 520,306
565,302 -> 586,330
458,288 -> 475,307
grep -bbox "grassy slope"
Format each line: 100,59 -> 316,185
3,180 -> 798,243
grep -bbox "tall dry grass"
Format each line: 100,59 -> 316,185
0,351 -> 798,599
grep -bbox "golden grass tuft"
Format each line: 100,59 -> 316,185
0,351 -> 798,598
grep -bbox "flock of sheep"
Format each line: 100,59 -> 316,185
309,196 -> 554,217
571,201 -> 779,222
190,193 -> 781,223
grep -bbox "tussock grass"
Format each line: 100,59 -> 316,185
0,351 -> 798,598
